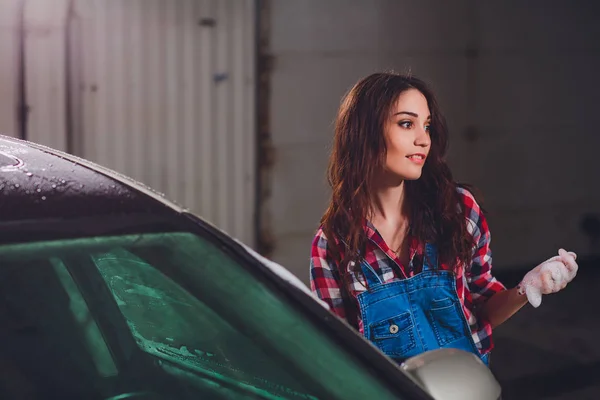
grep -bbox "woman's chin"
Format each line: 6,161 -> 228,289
402,170 -> 424,181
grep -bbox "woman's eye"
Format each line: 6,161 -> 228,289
399,121 -> 413,129
425,124 -> 431,133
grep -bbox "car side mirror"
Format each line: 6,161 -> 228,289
400,348 -> 502,400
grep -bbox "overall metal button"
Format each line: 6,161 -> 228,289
389,324 -> 399,334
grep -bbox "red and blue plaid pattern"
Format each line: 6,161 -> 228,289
310,187 -> 506,356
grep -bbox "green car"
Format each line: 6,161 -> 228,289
0,136 -> 501,400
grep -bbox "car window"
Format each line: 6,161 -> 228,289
50,257 -> 119,378
91,247 -> 312,398
0,232 -> 408,399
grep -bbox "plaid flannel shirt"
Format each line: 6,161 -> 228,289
310,187 -> 506,356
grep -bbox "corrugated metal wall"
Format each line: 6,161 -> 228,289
24,0 -> 70,151
11,0 -> 257,246
0,0 -> 21,137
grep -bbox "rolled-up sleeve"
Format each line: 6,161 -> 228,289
459,188 -> 507,305
310,228 -> 347,320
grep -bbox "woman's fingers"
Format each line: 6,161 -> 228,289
540,262 -> 568,293
558,248 -> 578,281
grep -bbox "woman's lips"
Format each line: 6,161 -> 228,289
406,154 -> 426,164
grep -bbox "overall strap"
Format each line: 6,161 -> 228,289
360,259 -> 384,287
334,230 -> 383,287
422,242 -> 439,272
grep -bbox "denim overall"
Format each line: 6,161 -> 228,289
357,243 -> 489,365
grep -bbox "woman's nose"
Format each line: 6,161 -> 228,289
415,128 -> 431,147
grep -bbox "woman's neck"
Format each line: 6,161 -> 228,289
370,179 -> 407,224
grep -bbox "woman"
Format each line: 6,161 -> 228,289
309,72 -> 578,365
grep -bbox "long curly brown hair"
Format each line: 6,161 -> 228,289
321,72 -> 477,288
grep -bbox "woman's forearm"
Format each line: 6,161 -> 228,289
479,287 -> 528,329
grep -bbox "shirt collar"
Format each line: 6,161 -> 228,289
364,219 -> 422,257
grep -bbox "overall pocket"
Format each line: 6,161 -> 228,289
369,311 -> 416,358
427,297 -> 468,347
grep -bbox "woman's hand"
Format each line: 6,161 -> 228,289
518,249 -> 578,308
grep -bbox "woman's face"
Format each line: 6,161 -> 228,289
381,88 -> 431,182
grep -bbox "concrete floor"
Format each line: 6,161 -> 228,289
491,258 -> 600,399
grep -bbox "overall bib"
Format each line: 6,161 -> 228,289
357,243 -> 489,365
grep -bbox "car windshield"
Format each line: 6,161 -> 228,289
0,231 -> 407,399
